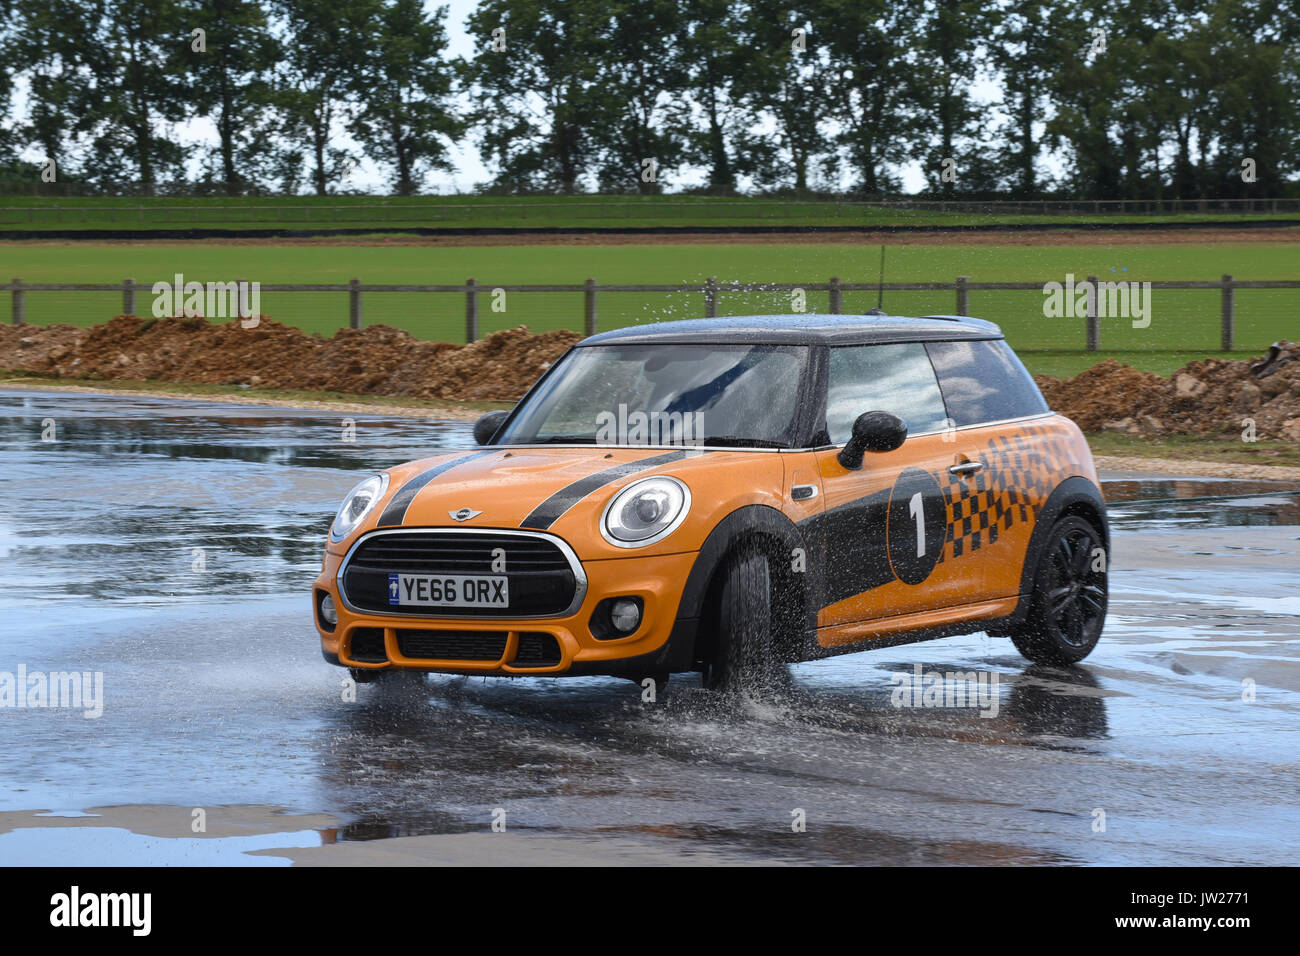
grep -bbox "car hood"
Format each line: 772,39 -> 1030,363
349,445 -> 785,556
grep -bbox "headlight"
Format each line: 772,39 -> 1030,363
330,473 -> 389,542
601,476 -> 691,548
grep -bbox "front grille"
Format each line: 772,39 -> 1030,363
340,530 -> 579,617
348,627 -> 387,663
396,629 -> 508,661
512,632 -> 562,667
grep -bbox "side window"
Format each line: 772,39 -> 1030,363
926,339 -> 1048,426
825,343 -> 950,444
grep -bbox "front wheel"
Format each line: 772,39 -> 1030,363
706,545 -> 779,693
1011,516 -> 1107,664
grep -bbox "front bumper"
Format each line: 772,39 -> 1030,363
314,541 -> 698,677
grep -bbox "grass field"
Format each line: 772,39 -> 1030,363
2,238 -> 1296,377
2,193 -> 1299,232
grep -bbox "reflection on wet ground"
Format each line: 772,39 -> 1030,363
1105,477 -> 1300,529
0,390 -> 474,609
1,388 -> 1298,866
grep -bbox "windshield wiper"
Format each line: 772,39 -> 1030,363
531,435 -> 598,444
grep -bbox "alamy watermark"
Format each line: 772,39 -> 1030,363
50,886 -> 150,935
152,273 -> 260,326
890,663 -> 999,718
1,664 -> 103,718
595,404 -> 705,446
1042,273 -> 1152,328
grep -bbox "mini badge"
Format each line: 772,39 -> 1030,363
449,508 -> 482,522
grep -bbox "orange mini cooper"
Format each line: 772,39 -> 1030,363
314,313 -> 1108,691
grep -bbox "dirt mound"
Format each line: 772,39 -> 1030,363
3,316 -> 1298,440
0,315 -> 580,401
1036,343 -> 1300,441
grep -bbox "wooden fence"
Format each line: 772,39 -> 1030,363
5,274 -> 1298,352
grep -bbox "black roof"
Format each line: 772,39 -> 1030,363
579,313 -> 1003,347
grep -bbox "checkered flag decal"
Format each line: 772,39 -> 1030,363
936,424 -> 1074,563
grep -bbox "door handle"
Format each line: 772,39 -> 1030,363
948,460 -> 985,477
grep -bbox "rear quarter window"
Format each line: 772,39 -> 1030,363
925,339 -> 1048,426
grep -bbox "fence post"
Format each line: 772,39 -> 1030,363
704,276 -> 718,318
1086,274 -> 1100,351
1221,274 -> 1235,352
955,275 -> 969,316
828,276 -> 842,314
584,278 -> 598,336
123,277 -> 136,316
11,278 -> 24,325
465,278 -> 479,341
349,278 -> 362,330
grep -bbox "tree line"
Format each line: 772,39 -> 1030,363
0,0 -> 1296,199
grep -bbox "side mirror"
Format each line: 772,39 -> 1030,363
473,409 -> 510,446
837,411 -> 907,470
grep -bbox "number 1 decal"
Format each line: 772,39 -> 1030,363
888,467 -> 944,585
909,491 -> 925,557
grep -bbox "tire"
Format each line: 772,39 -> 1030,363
707,545 -> 778,692
1011,515 -> 1108,665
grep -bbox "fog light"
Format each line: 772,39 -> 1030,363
610,598 -> 641,633
320,593 -> 338,627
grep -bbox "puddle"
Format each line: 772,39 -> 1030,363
1102,477 -> 1300,528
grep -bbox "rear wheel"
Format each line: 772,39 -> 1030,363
1011,516 -> 1107,664
707,545 -> 779,693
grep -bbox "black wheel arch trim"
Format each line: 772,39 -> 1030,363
674,504 -> 819,662
993,475 -> 1108,633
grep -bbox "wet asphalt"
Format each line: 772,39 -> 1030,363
0,388 -> 1297,866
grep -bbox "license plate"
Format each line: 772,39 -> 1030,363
387,573 -> 509,608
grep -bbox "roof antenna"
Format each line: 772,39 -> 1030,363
868,244 -> 886,315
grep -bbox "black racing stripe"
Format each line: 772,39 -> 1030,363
519,450 -> 692,530
377,450 -> 496,526
798,488 -> 896,607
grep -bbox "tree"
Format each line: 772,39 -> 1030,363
1206,0 -> 1300,198
742,0 -> 833,193
821,0 -> 914,196
184,0 -> 281,195
6,0 -> 107,186
349,0 -> 464,195
0,10 -> 18,168
461,0 -> 605,193
272,0 -> 376,195
1042,2 -> 1131,200
585,0 -> 691,194
988,1 -> 1059,197
912,0 -> 1001,199
678,0 -> 762,193
80,0 -> 193,192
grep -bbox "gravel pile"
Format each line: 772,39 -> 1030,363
2,316 -> 1297,441
0,315 -> 580,401
1035,342 -> 1300,441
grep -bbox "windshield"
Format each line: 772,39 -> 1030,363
496,343 -> 809,448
